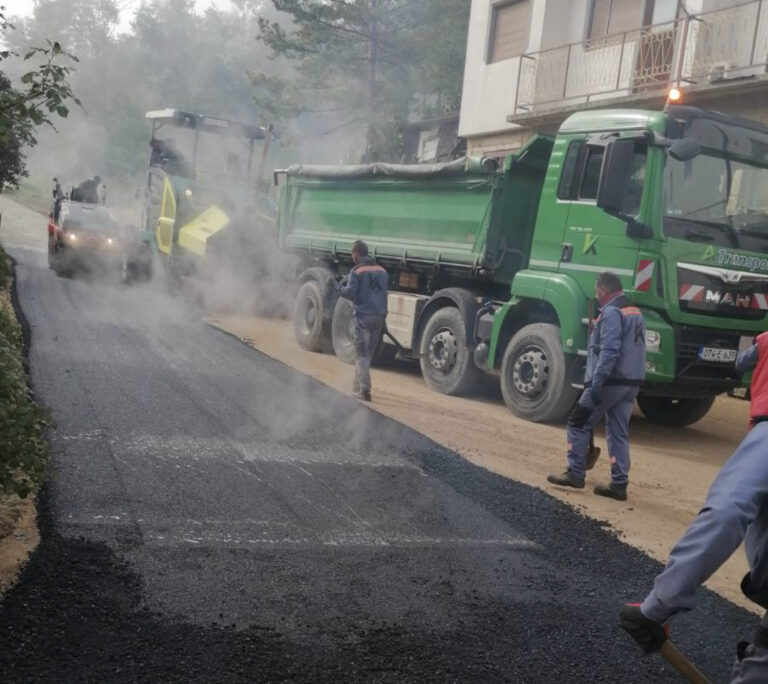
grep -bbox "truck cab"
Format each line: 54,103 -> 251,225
493,106 -> 767,425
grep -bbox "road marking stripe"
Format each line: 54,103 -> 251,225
144,532 -> 539,548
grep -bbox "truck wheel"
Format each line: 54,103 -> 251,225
419,307 -> 481,395
637,394 -> 715,427
331,297 -> 356,364
373,340 -> 398,367
294,280 -> 331,352
500,323 -> 578,423
332,298 -> 398,366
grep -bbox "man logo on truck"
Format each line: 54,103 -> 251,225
679,285 -> 768,310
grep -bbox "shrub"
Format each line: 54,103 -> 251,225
0,248 -> 50,497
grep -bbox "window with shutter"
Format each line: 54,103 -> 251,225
488,0 -> 532,63
587,0 -> 648,41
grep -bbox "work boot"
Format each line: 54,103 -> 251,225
594,483 -> 627,501
353,388 -> 371,402
546,470 -> 585,489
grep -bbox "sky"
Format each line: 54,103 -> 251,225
2,0 -> 235,32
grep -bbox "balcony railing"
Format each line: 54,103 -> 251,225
512,0 -> 768,116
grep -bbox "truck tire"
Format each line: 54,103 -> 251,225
333,298 -> 398,366
373,341 -> 398,367
500,323 -> 579,423
331,297 -> 357,364
637,394 -> 715,427
419,307 -> 482,396
294,279 -> 331,352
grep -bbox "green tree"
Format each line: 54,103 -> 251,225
0,8 -> 80,189
255,0 -> 469,161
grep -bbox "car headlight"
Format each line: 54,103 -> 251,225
645,330 -> 661,354
66,232 -> 77,241
106,237 -> 114,245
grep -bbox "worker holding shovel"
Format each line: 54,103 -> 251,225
621,332 -> 768,683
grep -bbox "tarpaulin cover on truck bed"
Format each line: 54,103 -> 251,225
285,156 -> 493,179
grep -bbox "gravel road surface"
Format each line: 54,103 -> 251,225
0,198 -> 757,682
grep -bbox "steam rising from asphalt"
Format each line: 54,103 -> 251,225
1,0 -> 394,450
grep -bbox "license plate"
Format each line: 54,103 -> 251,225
698,347 -> 738,363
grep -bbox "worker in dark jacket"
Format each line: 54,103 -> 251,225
620,331 -> 768,682
338,240 -> 388,402
78,176 -> 101,204
547,271 -> 646,501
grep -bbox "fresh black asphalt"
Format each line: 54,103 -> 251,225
0,247 -> 758,682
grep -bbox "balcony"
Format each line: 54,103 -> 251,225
510,0 -> 768,120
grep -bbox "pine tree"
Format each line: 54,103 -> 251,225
255,0 -> 469,161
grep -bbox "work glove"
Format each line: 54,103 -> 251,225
577,387 -> 598,410
620,604 -> 667,654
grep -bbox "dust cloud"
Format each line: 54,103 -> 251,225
5,0 -> 396,451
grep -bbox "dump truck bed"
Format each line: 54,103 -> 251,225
277,136 -> 554,284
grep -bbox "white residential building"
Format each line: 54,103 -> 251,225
460,0 -> 768,156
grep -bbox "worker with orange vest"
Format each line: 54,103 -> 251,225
620,331 -> 768,682
548,271 -> 646,501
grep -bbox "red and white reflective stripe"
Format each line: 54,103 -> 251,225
634,259 -> 654,292
752,293 -> 768,310
679,284 -> 705,302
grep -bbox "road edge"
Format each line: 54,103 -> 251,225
0,254 -> 42,597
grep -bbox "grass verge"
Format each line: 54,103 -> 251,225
0,244 -> 51,594
6,182 -> 51,216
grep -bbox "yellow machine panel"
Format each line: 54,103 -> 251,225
156,178 -> 177,256
177,206 -> 230,257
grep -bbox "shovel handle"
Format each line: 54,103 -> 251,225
660,640 -> 711,684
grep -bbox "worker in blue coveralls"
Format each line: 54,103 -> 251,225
338,240 -> 388,402
547,271 -> 646,501
620,332 -> 768,683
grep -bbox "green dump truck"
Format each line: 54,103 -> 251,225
276,105 -> 768,426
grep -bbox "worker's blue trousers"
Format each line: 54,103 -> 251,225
732,611 -> 768,684
565,385 -> 638,484
353,314 -> 384,393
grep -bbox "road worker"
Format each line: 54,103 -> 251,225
621,332 -> 768,682
77,176 -> 101,204
338,239 -> 388,402
547,271 -> 646,501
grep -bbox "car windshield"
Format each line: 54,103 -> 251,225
664,151 -> 768,251
60,202 -> 119,232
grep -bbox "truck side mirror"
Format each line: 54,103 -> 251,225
597,139 -> 653,239
668,137 -> 701,162
596,139 -> 635,214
